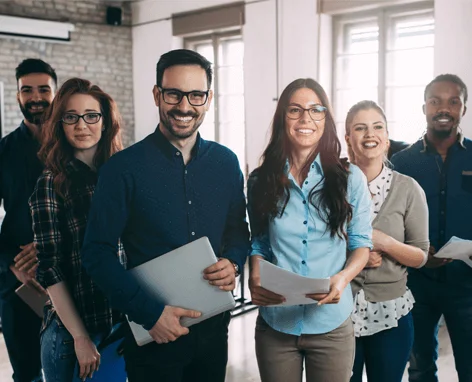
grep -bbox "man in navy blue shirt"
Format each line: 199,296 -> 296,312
0,58 -> 57,382
392,74 -> 472,382
82,49 -> 250,382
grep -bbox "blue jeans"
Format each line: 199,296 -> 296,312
408,272 -> 472,382
351,312 -> 414,382
40,316 -> 77,382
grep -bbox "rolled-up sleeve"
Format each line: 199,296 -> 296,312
346,165 -> 373,251
246,173 -> 271,259
29,173 -> 66,289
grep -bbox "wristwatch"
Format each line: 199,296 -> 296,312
220,257 -> 240,276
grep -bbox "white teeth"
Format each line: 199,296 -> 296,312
438,119 -> 450,123
363,142 -> 378,148
174,116 -> 192,122
297,129 -> 313,134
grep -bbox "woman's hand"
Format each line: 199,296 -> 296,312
74,335 -> 100,381
372,229 -> 392,253
249,276 -> 285,306
249,255 -> 285,306
365,251 -> 382,268
306,272 -> 349,305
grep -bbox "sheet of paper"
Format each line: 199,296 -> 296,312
434,236 -> 472,268
259,259 -> 330,306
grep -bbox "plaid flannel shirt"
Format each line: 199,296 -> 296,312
30,158 -> 126,335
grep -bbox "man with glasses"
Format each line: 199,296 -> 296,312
82,49 -> 250,382
0,58 -> 57,382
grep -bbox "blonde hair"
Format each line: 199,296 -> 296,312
345,100 -> 389,164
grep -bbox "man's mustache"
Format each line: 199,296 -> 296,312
432,112 -> 454,122
25,101 -> 50,111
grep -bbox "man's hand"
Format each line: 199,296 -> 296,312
249,276 -> 285,306
425,245 -> 452,268
365,251 -> 382,268
14,243 -> 38,274
148,306 -> 201,344
203,258 -> 236,291
9,265 -> 46,294
306,272 -> 348,305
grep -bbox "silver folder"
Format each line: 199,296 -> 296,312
127,237 -> 236,346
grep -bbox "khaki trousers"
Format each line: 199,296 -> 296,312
255,315 -> 355,382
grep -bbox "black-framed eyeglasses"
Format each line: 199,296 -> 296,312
286,105 -> 327,121
62,112 -> 102,125
159,87 -> 209,106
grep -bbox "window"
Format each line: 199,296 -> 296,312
333,4 -> 434,150
185,31 -> 246,175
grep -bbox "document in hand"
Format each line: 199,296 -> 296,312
434,236 -> 472,268
15,283 -> 49,317
127,237 -> 236,346
259,259 -> 330,306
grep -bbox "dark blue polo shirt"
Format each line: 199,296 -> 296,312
391,134 -> 472,290
82,126 -> 250,329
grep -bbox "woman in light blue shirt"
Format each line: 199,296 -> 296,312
247,78 -> 372,382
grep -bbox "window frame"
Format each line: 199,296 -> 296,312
332,2 -> 434,128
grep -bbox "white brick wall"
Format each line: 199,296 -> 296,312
0,0 -> 135,146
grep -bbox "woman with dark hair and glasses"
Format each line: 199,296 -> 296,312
247,78 -> 372,382
29,78 -> 126,381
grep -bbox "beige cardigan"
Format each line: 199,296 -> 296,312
351,171 -> 429,302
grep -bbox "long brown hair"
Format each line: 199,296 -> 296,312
250,78 -> 352,239
39,77 -> 123,197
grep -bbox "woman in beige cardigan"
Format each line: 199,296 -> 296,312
345,100 -> 429,382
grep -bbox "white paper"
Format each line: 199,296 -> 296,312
259,259 -> 330,306
434,236 -> 472,268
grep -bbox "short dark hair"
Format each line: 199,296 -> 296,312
15,58 -> 57,86
156,49 -> 212,89
424,74 -> 468,103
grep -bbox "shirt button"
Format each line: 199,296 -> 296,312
176,152 -> 181,156
191,232 -> 195,236
440,190 -> 445,195
305,181 -> 308,185
184,170 -> 188,174
440,211 -> 445,215
301,260 -> 306,264
303,221 -> 307,225
302,240 -> 307,244
188,201 -> 192,204
303,200 -> 307,204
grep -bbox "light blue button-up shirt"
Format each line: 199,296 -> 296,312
248,155 -> 372,335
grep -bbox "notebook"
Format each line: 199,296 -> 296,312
15,283 -> 49,317
127,237 -> 236,346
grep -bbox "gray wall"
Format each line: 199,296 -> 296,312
0,0 -> 135,146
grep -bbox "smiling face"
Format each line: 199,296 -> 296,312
285,88 -> 326,153
424,80 -> 467,139
346,108 -> 389,163
62,93 -> 103,154
153,64 -> 213,141
17,73 -> 55,125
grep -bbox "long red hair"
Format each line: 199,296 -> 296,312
39,77 -> 123,197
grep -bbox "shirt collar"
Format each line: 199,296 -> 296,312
19,120 -> 36,141
152,125 -> 203,160
368,165 -> 390,195
285,154 -> 324,177
420,132 -> 466,153
65,157 -> 95,174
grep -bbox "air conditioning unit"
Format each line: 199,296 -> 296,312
0,15 -> 75,43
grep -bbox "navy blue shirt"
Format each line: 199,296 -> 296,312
0,122 -> 42,294
82,127 -> 250,329
391,135 -> 472,290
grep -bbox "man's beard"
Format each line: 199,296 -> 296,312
19,100 -> 50,125
430,112 -> 456,139
160,109 -> 202,139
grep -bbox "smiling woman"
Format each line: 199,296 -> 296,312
247,78 -> 372,382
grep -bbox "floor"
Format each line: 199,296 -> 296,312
0,309 -> 459,382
